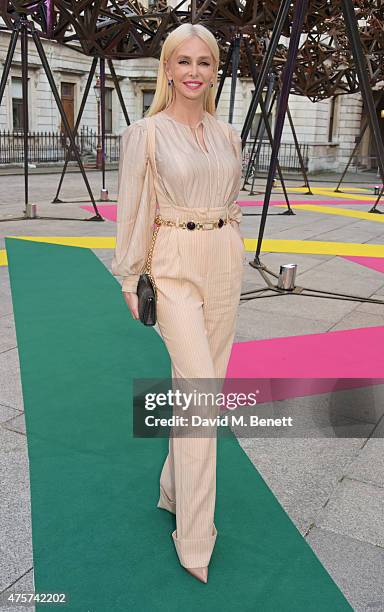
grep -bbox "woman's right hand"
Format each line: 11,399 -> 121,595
122,291 -> 140,321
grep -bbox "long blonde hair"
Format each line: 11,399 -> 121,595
145,23 -> 220,118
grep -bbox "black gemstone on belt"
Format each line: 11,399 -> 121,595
218,218 -> 224,228
186,221 -> 196,230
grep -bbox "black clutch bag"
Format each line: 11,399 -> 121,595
137,222 -> 160,326
137,272 -> 157,326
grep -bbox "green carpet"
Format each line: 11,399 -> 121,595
6,237 -> 353,611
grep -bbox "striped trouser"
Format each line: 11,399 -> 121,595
151,201 -> 244,568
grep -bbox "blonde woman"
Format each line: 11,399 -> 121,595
112,23 -> 245,583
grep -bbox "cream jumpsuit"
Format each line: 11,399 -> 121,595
111,109 -> 245,569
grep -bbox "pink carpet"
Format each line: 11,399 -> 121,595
343,256 -> 384,274
227,326 -> 384,379
226,326 -> 384,403
80,204 -> 117,221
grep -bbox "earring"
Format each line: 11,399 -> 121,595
210,82 -> 214,88
168,79 -> 173,86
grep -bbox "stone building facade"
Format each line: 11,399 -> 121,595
0,25 -> 373,173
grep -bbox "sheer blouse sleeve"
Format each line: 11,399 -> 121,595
227,123 -> 243,226
111,121 -> 157,293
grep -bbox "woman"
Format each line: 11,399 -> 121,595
111,23 -> 245,584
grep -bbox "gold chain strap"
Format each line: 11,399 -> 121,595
141,216 -> 161,296
143,221 -> 160,274
142,117 -> 160,296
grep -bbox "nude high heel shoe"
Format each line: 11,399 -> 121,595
185,566 -> 208,583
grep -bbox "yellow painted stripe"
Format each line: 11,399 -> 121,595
0,250 -> 8,266
276,185 -> 373,194
4,235 -> 116,248
274,204 -> 384,222
330,187 -> 374,193
243,238 -> 384,257
310,190 -> 380,201
1,236 -> 115,267
275,186 -> 380,201
2,236 -> 384,269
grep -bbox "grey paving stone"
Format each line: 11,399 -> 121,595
314,226 -> 384,243
92,249 -> 115,271
355,294 -> 384,316
267,223 -> 340,241
312,384 -> 384,426
0,349 -> 24,411
294,220 -> 358,240
240,256 -> 342,300
317,477 -> 384,547
0,267 -> 11,288
0,313 -> 17,353
0,404 -> 20,423
291,257 -> 384,296
371,417 -> 384,438
306,527 -> 384,612
0,171 -> 111,211
0,547 -> 34,607
0,270 -> 14,319
271,220 -> 383,243
237,437 -> 363,533
2,412 -> 26,435
236,288 -> 358,322
367,233 -> 384,244
329,309 -> 384,331
0,568 -> 35,612
0,428 -> 33,593
345,439 -> 384,487
343,218 -> 384,233
234,304 -> 330,341
242,252 -> 335,271
277,252 -> 337,271
234,333 -> 261,344
230,389 -> 378,440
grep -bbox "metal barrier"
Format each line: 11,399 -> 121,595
0,127 -> 120,164
243,140 -> 309,173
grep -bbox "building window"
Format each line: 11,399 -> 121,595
250,89 -> 271,140
60,82 -> 75,133
143,90 -> 155,116
12,77 -> 25,132
105,87 -> 113,133
328,95 -> 340,142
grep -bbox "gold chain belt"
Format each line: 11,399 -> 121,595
154,214 -> 228,230
143,213 -> 230,286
